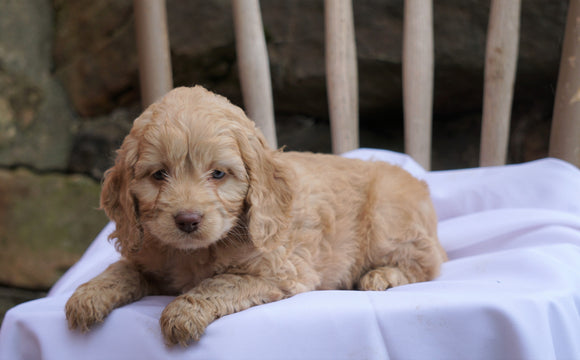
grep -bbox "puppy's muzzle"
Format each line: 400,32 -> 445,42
174,211 -> 203,233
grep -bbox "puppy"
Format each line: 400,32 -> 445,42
65,86 -> 447,346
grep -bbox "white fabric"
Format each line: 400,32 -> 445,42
2,149 -> 580,360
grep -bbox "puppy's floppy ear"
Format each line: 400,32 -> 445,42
235,123 -> 294,251
100,113 -> 149,257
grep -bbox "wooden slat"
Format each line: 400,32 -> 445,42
133,0 -> 173,108
402,0 -> 434,170
324,0 -> 359,154
232,0 -> 277,149
479,0 -> 521,167
549,0 -> 580,167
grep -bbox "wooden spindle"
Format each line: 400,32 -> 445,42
479,0 -> 521,167
232,0 -> 277,149
133,0 -> 173,108
549,0 -> 580,167
403,0 -> 434,170
325,0 -> 359,154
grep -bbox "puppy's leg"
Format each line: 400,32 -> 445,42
357,168 -> 446,291
160,274 -> 285,346
66,259 -> 152,331
358,231 -> 445,291
358,266 -> 411,290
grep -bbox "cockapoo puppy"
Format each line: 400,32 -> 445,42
66,86 -> 447,346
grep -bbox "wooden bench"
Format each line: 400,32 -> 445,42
133,0 -> 580,170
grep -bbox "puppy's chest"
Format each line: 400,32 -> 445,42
165,253 -> 216,292
142,245 -> 257,294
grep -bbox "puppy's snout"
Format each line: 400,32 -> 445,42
174,211 -> 203,233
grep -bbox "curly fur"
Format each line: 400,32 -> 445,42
65,86 -> 447,346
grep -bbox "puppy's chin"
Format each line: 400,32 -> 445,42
163,233 -> 219,251
144,217 -> 235,251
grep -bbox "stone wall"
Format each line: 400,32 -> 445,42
0,0 -> 569,320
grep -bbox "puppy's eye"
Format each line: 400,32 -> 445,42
211,170 -> 226,180
152,169 -> 168,181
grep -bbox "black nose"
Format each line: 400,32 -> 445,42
174,211 -> 202,233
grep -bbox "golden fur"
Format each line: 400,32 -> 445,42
65,86 -> 447,346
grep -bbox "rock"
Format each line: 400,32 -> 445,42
53,0 -> 138,117
68,106 -> 139,179
0,168 -> 109,289
0,0 -> 76,170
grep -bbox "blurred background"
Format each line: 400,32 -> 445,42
0,0 -> 569,321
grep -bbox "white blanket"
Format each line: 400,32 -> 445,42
2,149 -> 580,360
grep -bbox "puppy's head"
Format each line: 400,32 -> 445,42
101,86 -> 293,256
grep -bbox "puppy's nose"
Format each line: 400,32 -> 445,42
174,211 -> 202,233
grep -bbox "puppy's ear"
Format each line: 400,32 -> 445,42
236,125 -> 294,251
100,119 -> 146,257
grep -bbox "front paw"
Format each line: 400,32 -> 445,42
65,286 -> 114,332
160,295 -> 216,346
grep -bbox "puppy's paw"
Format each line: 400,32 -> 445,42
358,266 -> 410,291
65,287 -> 114,332
160,295 -> 216,346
